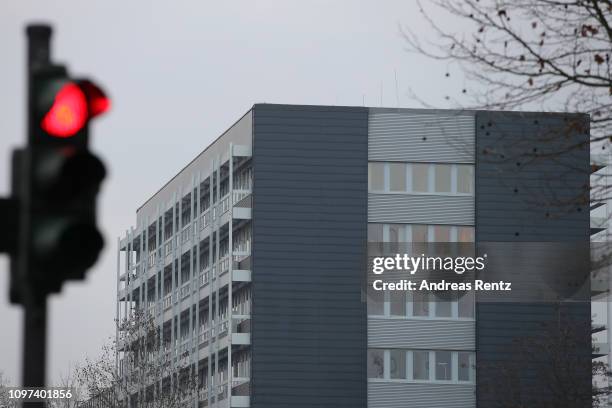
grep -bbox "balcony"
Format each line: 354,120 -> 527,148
195,385 -> 250,407
147,303 -> 159,318
180,282 -> 190,299
199,209 -> 212,231
215,195 -> 231,219
219,256 -> 230,275
232,190 -> 252,220
164,239 -> 173,258
147,249 -> 161,269
197,318 -> 230,346
231,395 -> 250,407
118,286 -> 127,300
233,240 -> 251,258
180,224 -> 192,245
591,216 -> 607,236
199,266 -> 212,287
163,293 -> 172,310
593,342 -> 609,358
232,332 -> 250,346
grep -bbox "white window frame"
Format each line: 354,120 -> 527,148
368,162 -> 475,196
368,350 -> 476,384
370,223 -> 476,321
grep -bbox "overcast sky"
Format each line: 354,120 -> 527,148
0,1 -> 468,384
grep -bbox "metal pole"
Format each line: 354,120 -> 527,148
21,23 -> 52,407
26,24 -> 51,70
22,298 -> 47,408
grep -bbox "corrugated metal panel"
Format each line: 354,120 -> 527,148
475,111 -> 591,407
368,382 -> 475,408
252,104 -> 368,408
368,194 -> 474,225
368,318 -> 475,350
368,110 -> 475,163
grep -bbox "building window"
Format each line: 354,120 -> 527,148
412,163 -> 429,192
411,225 -> 429,242
368,349 -> 385,379
457,226 -> 475,242
458,352 -> 475,382
368,290 -> 385,316
458,290 -> 475,318
434,225 -> 451,242
369,163 -> 385,191
368,224 -> 383,243
388,224 -> 404,243
457,165 -> 474,194
390,350 -> 407,379
368,224 -> 476,320
434,164 -> 452,193
389,163 -> 407,192
388,224 -> 405,253
434,296 -> 452,318
367,349 -> 476,383
374,224 -> 475,244
413,291 -> 429,317
435,351 -> 452,380
390,290 -> 406,316
413,351 -> 430,380
368,162 -> 474,195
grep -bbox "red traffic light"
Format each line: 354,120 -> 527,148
41,82 -> 88,138
79,80 -> 111,118
40,81 -> 110,138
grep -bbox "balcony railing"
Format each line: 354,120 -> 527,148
219,319 -> 229,334
163,294 -> 172,309
199,327 -> 210,344
200,267 -> 211,287
164,240 -> 173,257
219,256 -> 230,275
216,195 -> 230,217
181,225 -> 191,244
233,190 -> 252,206
147,303 -> 157,317
197,318 -> 229,345
200,210 -> 211,231
180,282 -> 190,299
233,240 -> 251,255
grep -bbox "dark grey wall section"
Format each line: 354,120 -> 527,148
475,111 -> 591,407
251,104 -> 368,408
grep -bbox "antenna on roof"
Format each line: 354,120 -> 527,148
380,81 -> 383,107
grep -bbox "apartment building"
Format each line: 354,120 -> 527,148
117,104 -> 593,408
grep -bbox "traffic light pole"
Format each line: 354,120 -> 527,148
21,25 -> 54,408
2,25 -> 108,406
22,299 -> 47,408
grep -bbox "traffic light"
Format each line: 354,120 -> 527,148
0,23 -> 111,393
9,63 -> 110,302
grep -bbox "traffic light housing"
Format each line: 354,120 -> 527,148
9,63 -> 109,302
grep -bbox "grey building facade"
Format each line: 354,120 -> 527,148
117,104 -> 593,408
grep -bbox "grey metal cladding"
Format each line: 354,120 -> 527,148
369,110 -> 475,163
475,111 -> 591,407
368,382 -> 476,408
475,111 -> 589,242
251,104 -> 368,408
368,194 -> 474,225
368,318 -> 475,350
